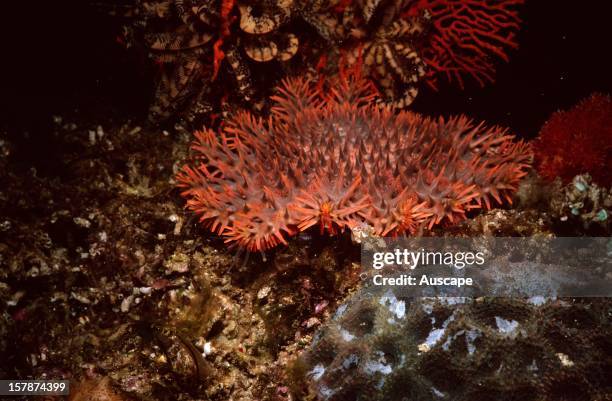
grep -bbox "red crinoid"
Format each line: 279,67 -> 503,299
534,93 -> 612,186
177,69 -> 532,251
405,0 -> 524,89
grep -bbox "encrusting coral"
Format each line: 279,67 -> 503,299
291,288 -> 612,401
177,67 -> 532,251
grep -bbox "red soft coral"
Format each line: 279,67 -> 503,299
177,70 -> 532,251
534,93 -> 612,186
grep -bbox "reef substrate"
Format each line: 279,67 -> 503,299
0,113 -> 609,401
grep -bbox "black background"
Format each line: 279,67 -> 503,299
0,0 -> 610,138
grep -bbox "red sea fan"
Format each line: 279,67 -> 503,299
534,93 -> 612,186
177,70 -> 532,251
405,0 -> 524,89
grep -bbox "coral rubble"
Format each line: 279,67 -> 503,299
0,119 -> 359,401
534,93 -> 612,187
177,69 -> 532,251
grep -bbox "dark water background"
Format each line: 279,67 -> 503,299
1,0 -> 610,138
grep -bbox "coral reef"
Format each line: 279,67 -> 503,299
177,68 -> 532,251
0,114 -> 608,401
111,0 -> 524,122
292,287 -> 612,401
534,93 -> 612,187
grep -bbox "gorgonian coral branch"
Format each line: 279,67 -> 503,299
406,0 -> 524,88
177,69 -> 532,251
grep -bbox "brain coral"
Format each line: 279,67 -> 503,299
177,68 -> 532,251
291,288 -> 612,401
534,93 -> 612,187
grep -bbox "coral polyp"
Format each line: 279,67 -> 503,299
177,70 -> 532,250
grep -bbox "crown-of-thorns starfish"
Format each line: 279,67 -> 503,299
177,68 -> 532,251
